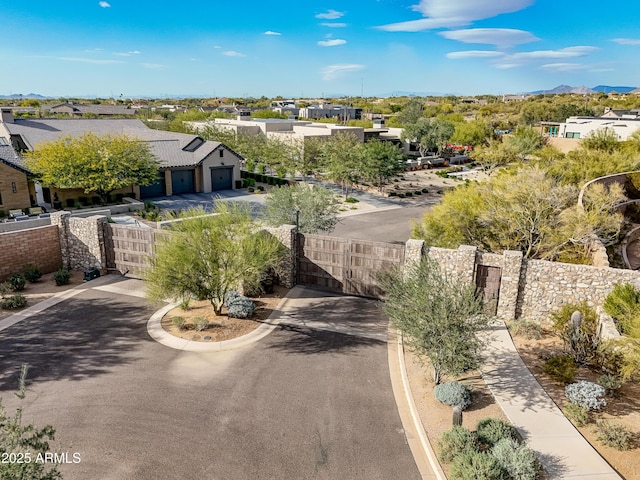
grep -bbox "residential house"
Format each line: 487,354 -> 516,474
0,137 -> 35,215
48,102 -> 139,117
0,109 -> 242,205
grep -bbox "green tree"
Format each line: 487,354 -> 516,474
450,120 -> 490,147
398,98 -> 424,125
581,127 -> 621,153
505,127 -> 547,160
402,118 -> 455,156
361,140 -> 405,189
379,256 -> 490,384
263,183 -> 340,233
145,203 -> 283,315
318,132 -> 365,198
1,365 -> 62,480
26,133 -> 159,204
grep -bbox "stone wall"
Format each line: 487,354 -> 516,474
51,212 -> 107,272
263,224 -> 296,288
0,225 -> 62,281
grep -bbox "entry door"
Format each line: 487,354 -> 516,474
475,265 -> 501,315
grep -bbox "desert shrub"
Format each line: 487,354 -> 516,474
405,191 -> 413,197
194,316 -> 209,332
437,426 -> 480,463
434,381 -> 472,410
595,343 -> 625,376
450,451 -> 508,480
179,298 -> 191,311
397,193 -> 405,198
491,437 -> 540,480
476,418 -> 519,448
597,374 -> 622,396
24,264 -> 42,283
422,188 -> 429,193
508,318 -> 542,340
223,290 -> 241,307
603,282 -> 640,337
550,302 -> 599,364
227,296 -> 256,319
8,274 -> 26,292
171,316 -> 185,330
388,191 -> 397,197
543,354 -> 578,384
414,190 -> 422,195
53,268 -> 71,286
563,403 -> 590,427
594,419 -> 632,450
2,294 -> 27,310
565,381 -> 606,411
344,197 -> 359,203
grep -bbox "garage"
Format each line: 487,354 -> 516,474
140,173 -> 166,198
211,166 -> 234,191
171,169 -> 195,195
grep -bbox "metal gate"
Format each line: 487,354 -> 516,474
475,265 -> 501,314
296,233 -> 405,298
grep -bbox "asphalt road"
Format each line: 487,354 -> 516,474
0,281 -> 420,480
332,204 -> 434,243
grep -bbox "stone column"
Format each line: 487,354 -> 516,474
264,224 -> 296,288
404,239 -> 424,274
67,215 -> 108,272
457,245 -> 478,284
496,250 -> 523,321
50,211 -> 71,269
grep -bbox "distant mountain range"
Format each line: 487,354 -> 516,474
0,93 -> 50,99
530,85 -> 638,95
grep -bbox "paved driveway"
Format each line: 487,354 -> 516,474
0,278 -> 419,480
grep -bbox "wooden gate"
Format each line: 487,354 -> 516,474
103,224 -> 156,277
297,233 -> 405,298
475,265 -> 501,314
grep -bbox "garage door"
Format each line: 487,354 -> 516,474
171,169 -> 195,194
211,166 -> 233,191
140,173 -> 166,198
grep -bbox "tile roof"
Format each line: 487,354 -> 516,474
0,142 -> 30,173
1,119 -> 227,168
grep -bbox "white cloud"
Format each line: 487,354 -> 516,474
447,50 -> 505,59
223,50 -> 246,57
264,31 -> 281,36
58,57 -> 123,64
439,28 -> 539,47
113,50 -> 141,56
98,1 -> 111,7
322,64 -> 364,80
321,22 -> 347,28
318,39 -> 347,47
378,0 -> 533,31
612,38 -> 640,45
539,63 -> 584,72
510,46 -> 598,60
213,45 -> 222,49
315,9 -> 344,20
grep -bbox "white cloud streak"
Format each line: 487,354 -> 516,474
447,50 -> 505,59
612,38 -> 640,45
142,63 -> 166,69
321,22 -> 347,28
98,1 -> 111,7
317,39 -> 347,47
58,57 -> 123,64
322,64 -> 364,80
223,51 -> 246,57
439,28 -> 539,47
264,31 -> 281,36
113,50 -> 141,56
315,9 -> 344,20
378,0 -> 533,31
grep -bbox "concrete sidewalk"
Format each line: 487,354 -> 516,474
481,321 -> 621,479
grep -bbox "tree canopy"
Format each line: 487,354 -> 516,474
145,203 -> 284,315
26,133 -> 159,204
401,118 -> 455,156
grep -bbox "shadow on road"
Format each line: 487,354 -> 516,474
268,323 -> 384,355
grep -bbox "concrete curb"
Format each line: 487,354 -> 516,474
145,288 -> 299,352
388,327 -> 445,480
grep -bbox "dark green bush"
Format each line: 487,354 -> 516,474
53,268 -> 71,286
414,190 -> 422,195
397,193 -> 405,198
8,274 -> 26,292
344,197 -> 359,203
405,191 -> 413,197
543,354 -> 578,384
597,373 -> 623,396
434,381 -> 472,410
422,188 -> 429,193
437,426 -> 480,463
388,192 -> 397,197
550,301 -> 599,364
450,451 -> 508,480
491,438 -> 540,480
24,264 -> 42,283
476,418 -> 519,448
594,419 -> 632,450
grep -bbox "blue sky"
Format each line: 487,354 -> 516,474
1,0 -> 639,98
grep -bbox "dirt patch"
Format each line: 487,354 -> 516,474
161,286 -> 289,342
404,348 -> 508,476
0,271 -> 84,321
511,328 -> 640,480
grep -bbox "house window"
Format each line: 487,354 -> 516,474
219,149 -> 224,158
0,189 -> 3,205
11,182 -> 17,193
566,132 -> 581,139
